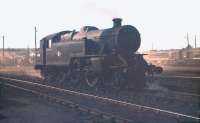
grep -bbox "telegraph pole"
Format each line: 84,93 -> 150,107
1,35 -> 5,99
187,32 -> 189,48
186,33 -> 190,59
2,35 -> 4,66
34,26 -> 37,64
195,35 -> 197,48
151,42 -> 154,50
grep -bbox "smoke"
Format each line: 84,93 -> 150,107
146,81 -> 168,92
81,1 -> 119,18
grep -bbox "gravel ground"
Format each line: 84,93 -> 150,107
0,86 -> 108,123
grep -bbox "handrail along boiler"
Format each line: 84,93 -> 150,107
35,18 -> 162,89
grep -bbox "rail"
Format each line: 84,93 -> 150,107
0,76 -> 199,121
5,83 -> 131,123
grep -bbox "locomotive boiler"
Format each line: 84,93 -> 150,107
35,18 -> 162,90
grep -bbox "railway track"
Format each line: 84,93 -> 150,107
169,90 -> 200,98
0,73 -> 199,114
146,75 -> 200,93
2,78 -> 130,123
154,74 -> 200,80
1,72 -> 199,96
0,76 -> 199,123
146,74 -> 200,95
5,84 -> 129,123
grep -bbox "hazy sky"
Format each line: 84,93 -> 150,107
0,0 -> 199,51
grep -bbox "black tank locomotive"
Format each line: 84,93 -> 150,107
35,18 -> 159,89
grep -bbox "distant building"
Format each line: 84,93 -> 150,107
144,47 -> 200,67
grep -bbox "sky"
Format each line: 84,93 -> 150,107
0,0 -> 200,51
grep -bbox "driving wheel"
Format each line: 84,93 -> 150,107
84,70 -> 99,87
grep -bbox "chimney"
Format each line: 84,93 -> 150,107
112,18 -> 122,28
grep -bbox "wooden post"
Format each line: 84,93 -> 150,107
34,26 -> 37,64
2,35 -> 4,67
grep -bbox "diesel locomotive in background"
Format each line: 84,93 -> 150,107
35,18 -> 162,90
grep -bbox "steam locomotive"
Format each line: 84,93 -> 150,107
35,18 -> 162,90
